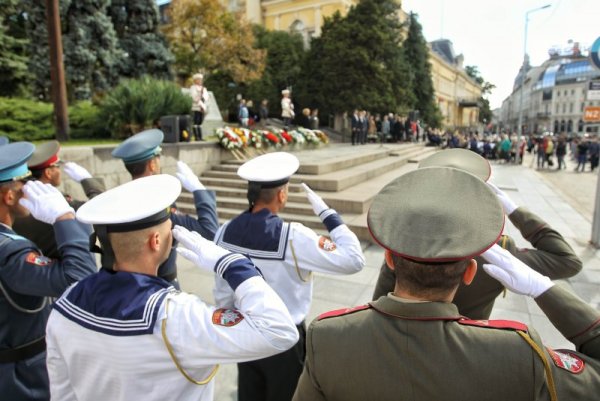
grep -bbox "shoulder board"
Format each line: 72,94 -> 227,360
0,232 -> 28,241
458,318 -> 528,332
318,304 -> 371,321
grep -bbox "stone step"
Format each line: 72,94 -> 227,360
179,187 -> 309,204
202,146 -> 427,191
292,147 -> 428,191
198,177 -> 304,192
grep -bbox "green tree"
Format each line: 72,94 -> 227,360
403,12 -> 441,127
0,0 -> 29,97
465,65 -> 495,123
108,0 -> 173,79
245,26 -> 306,117
23,0 -> 123,101
297,0 -> 412,119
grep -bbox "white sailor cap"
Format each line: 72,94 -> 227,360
77,174 -> 181,232
237,152 -> 299,188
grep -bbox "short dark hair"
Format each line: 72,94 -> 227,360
391,254 -> 469,297
125,159 -> 150,178
256,184 -> 286,204
30,169 -> 45,180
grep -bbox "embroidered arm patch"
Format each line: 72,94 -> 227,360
25,252 -> 52,267
546,348 -> 585,374
212,308 -> 244,327
318,236 -> 337,252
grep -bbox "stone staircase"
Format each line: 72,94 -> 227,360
176,143 -> 438,242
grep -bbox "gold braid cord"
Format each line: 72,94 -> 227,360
289,239 -> 313,283
517,331 -> 558,401
161,299 -> 219,385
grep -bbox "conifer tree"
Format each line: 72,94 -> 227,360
108,0 -> 173,79
298,0 -> 413,117
403,12 -> 440,127
0,0 -> 29,96
23,0 -> 123,100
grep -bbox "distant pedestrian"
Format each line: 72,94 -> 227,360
189,73 -> 209,141
589,137 -> 599,172
281,89 -> 294,129
556,137 -> 567,170
310,109 -> 319,130
259,99 -> 269,127
575,138 -> 589,172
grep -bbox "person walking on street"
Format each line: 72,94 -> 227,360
189,73 -> 209,141
555,136 -> 567,170
575,137 -> 589,172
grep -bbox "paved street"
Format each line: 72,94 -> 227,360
176,145 -> 600,400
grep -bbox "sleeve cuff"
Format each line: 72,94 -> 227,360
215,253 -> 262,291
320,209 -> 344,231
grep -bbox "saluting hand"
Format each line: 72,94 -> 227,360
20,181 -> 75,224
172,225 -> 229,273
487,183 -> 518,215
63,162 -> 92,183
301,183 -> 330,218
482,244 -> 554,298
175,161 -> 205,193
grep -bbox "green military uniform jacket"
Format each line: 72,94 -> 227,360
12,178 -> 105,259
293,284 -> 600,401
372,207 -> 582,319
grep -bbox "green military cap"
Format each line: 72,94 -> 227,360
28,140 -> 62,171
367,167 -> 504,262
419,148 -> 491,182
112,129 -> 164,164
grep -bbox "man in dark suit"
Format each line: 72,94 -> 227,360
350,109 -> 361,146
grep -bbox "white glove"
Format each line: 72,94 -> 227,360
302,183 -> 329,217
487,183 -> 518,215
172,225 -> 229,273
19,181 -> 75,224
63,162 -> 92,183
482,244 -> 554,298
176,161 -> 205,192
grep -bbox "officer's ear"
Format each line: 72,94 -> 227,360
462,259 -> 478,285
384,250 -> 395,271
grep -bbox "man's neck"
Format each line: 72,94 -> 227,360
252,203 -> 280,215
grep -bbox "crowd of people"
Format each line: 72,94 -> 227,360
1,129 -> 600,401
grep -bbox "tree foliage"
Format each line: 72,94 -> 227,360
162,0 -> 265,84
108,0 -> 173,79
403,12 -> 440,127
23,0 -> 123,101
296,0 -> 412,118
0,0 -> 29,97
465,64 -> 495,123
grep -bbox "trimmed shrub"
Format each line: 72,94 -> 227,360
69,101 -> 110,139
97,76 -> 192,138
0,98 -> 54,141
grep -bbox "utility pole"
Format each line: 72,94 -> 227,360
46,0 -> 69,141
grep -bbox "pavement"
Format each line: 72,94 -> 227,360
175,144 -> 600,400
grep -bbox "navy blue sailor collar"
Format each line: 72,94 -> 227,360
53,269 -> 177,336
215,208 -> 290,260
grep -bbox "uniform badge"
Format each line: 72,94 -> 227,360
547,348 -> 585,373
318,236 -> 337,252
212,308 -> 244,327
25,252 -> 52,266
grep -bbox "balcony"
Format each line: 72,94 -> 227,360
536,112 -> 551,119
457,98 -> 481,108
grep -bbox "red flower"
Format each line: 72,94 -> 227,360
265,133 -> 279,143
281,132 -> 292,142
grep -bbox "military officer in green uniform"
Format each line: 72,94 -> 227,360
293,167 -> 600,401
12,141 -> 105,259
372,148 -> 582,319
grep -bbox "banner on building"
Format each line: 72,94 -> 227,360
584,106 -> 600,123
588,81 -> 600,101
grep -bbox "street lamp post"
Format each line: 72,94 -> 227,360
516,4 -> 551,160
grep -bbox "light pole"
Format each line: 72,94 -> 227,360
516,4 -> 551,155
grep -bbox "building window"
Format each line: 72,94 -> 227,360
567,120 -> 573,132
578,119 -> 584,132
569,103 -> 573,113
562,103 -> 566,113
554,120 -> 559,132
571,89 -> 575,95
557,91 -> 560,97
560,120 -> 566,132
556,104 -> 559,113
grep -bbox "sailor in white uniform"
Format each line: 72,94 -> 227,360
45,174 -> 298,401
213,152 -> 366,401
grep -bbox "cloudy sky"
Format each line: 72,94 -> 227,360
401,0 -> 598,109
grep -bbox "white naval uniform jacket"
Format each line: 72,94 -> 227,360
45,255 -> 298,401
214,208 -> 365,325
